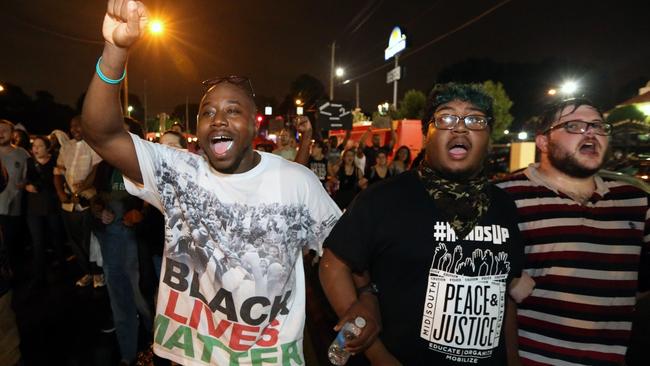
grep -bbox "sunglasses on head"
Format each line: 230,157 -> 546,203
201,76 -> 255,97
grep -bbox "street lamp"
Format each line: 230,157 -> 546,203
0,84 -> 4,92
149,19 -> 164,35
547,89 -> 557,96
518,131 -> 528,140
560,81 -> 579,96
335,67 -> 345,78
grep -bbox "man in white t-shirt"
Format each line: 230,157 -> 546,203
80,2 -> 341,365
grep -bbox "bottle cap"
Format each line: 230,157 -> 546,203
354,316 -> 366,328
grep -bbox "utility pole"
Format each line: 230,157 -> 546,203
355,82 -> 360,109
329,41 -> 335,100
392,55 -> 399,109
143,79 -> 148,134
185,96 -> 190,132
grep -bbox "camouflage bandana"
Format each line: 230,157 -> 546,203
417,161 -> 490,239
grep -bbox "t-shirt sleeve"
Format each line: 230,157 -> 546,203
90,147 -> 103,166
122,133 -> 169,212
323,189 -> 377,273
303,168 -> 342,256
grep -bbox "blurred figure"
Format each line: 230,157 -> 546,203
365,150 -> 393,186
53,116 -> 104,288
170,123 -> 183,134
272,127 -> 297,160
159,130 -> 187,149
389,145 -> 411,175
307,140 -> 328,186
91,117 -> 152,365
24,136 -> 66,287
12,128 -> 31,152
330,149 -> 366,209
326,130 -> 351,169
0,157 -> 23,366
0,120 -> 30,274
359,125 -> 396,172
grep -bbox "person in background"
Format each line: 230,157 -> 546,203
12,127 -> 31,152
359,124 -> 397,172
330,149 -> 367,209
272,127 -> 298,161
0,120 -> 30,276
326,129 -> 351,169
170,123 -> 183,134
53,116 -> 104,288
0,158 -> 22,366
365,150 -> 393,186
91,117 -> 152,366
307,140 -> 328,186
158,130 -> 187,150
24,136 -> 66,287
388,145 -> 411,176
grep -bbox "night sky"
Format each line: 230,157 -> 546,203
1,0 -> 649,124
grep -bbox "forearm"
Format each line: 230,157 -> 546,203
294,132 -> 312,166
53,174 -> 67,199
82,43 -> 129,150
319,248 -> 359,316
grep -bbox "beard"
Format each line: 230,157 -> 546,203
548,139 -> 607,178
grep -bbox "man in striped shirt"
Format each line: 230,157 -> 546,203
497,98 -> 650,365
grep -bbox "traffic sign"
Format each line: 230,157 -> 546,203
386,66 -> 401,84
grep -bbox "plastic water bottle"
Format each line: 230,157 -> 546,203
327,316 -> 366,365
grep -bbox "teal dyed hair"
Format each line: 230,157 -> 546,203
421,83 -> 494,134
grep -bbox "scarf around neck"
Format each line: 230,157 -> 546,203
417,162 -> 491,239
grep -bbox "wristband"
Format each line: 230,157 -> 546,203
95,56 -> 126,84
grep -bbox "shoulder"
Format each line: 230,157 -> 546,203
494,170 -> 531,190
599,174 -> 650,200
264,152 -> 315,178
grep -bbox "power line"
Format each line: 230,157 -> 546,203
345,0 -> 515,83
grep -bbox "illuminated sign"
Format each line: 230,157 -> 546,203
384,26 -> 406,60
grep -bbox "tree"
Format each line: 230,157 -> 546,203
481,81 -> 514,141
398,89 -> 426,120
278,74 -> 326,116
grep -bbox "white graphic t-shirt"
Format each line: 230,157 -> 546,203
124,134 -> 341,365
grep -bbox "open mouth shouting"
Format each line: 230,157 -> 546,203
210,135 -> 234,156
578,139 -> 600,156
447,137 -> 472,160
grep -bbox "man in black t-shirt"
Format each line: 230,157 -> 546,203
359,125 -> 396,173
320,83 -> 527,365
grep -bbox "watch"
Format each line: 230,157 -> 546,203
357,282 -> 379,296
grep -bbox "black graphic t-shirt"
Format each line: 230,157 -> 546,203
324,171 -> 523,365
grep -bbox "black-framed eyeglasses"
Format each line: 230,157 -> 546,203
544,120 -> 612,136
432,114 -> 491,131
201,75 -> 255,97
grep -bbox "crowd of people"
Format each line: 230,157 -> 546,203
0,1 -> 648,366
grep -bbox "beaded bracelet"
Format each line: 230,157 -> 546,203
95,56 -> 126,84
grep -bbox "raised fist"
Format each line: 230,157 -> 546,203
103,0 -> 149,50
